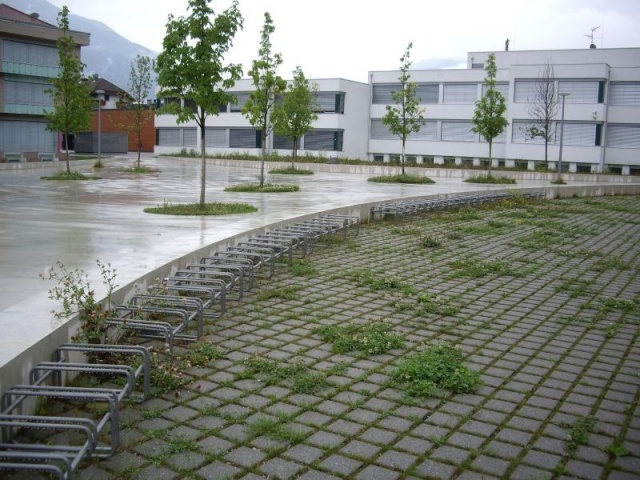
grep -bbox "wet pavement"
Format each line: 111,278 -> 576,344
0,155 -> 546,366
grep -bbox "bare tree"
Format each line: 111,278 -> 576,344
526,63 -> 559,169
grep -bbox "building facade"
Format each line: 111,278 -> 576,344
154,47 -> 640,174
154,78 -> 370,160
370,47 -> 640,174
0,4 -> 90,161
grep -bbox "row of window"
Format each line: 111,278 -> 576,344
157,128 -> 344,151
159,92 -> 347,114
2,40 -> 58,68
372,81 -> 640,106
3,77 -> 52,109
371,119 -> 640,148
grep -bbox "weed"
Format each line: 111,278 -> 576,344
393,342 -> 481,397
391,225 -> 422,236
141,408 -> 162,420
327,362 -> 349,376
604,442 -> 629,457
166,436 -> 198,454
449,257 -> 523,278
346,269 -> 415,295
290,259 -> 317,277
591,256 -> 629,272
258,285 -> 302,301
314,320 -> 405,355
464,175 -> 516,185
201,405 -> 220,416
181,341 -> 223,367
243,357 -> 330,394
564,416 -> 596,455
417,293 -> 460,316
144,202 -> 258,216
422,235 -> 442,248
556,279 -> 595,298
368,174 -> 435,184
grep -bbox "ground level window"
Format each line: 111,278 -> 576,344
422,156 -> 434,166
514,161 -> 528,170
630,168 -> 640,176
406,155 -> 417,164
373,155 -> 384,162
461,157 -> 473,167
444,156 -> 456,166
607,166 -> 623,175
576,164 -> 592,173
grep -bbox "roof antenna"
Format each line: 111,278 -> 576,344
585,26 -> 600,49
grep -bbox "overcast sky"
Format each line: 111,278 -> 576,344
48,0 -> 640,83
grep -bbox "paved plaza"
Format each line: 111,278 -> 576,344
63,193 -> 638,480
1,158 -> 639,479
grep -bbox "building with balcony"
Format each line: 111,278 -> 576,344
0,4 -> 90,161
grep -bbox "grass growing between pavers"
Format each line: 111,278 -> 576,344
70,195 -> 640,480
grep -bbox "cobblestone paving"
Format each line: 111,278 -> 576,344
66,195 -> 640,479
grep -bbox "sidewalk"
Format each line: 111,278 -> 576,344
68,193 -> 640,479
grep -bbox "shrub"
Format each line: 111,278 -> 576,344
368,174 -> 435,184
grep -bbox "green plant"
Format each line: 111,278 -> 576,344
347,269 -> 415,295
144,202 -> 257,216
150,354 -> 189,393
564,416 -> 596,455
41,260 -> 118,344
93,159 -> 104,168
224,183 -> 299,193
314,320 -> 405,355
604,442 -> 629,457
269,167 -> 314,175
449,257 -> 522,278
368,174 -> 435,184
166,436 -> 198,454
417,293 -> 460,316
290,259 -> 316,277
257,285 -> 302,301
242,356 -> 330,394
41,171 -> 99,180
464,175 -> 516,184
421,235 -> 442,248
181,341 -> 223,367
393,342 -> 481,396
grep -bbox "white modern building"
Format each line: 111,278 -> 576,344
371,47 -> 640,174
154,47 -> 640,174
154,78 -> 370,160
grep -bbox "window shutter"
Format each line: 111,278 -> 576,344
610,83 -> 640,106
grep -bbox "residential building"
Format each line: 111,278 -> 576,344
0,4 -> 90,161
154,78 -> 370,160
153,47 -> 640,174
370,47 -> 640,174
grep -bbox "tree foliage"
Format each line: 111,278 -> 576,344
273,66 -> 318,168
242,12 -> 286,186
46,6 -> 94,173
381,43 -> 424,175
155,0 -> 243,207
472,52 -> 508,174
526,62 -> 559,168
122,55 -> 156,169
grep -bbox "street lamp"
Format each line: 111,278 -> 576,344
95,89 -> 105,164
557,92 -> 570,183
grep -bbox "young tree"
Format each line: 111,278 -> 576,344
273,66 -> 318,169
381,42 -> 424,175
472,52 -> 508,175
242,12 -> 286,186
526,62 -> 559,169
156,0 -> 243,207
122,55 -> 156,169
46,6 -> 94,173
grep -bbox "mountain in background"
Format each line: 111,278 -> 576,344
3,0 -> 157,93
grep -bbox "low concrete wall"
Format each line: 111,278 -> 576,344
2,182 -> 640,405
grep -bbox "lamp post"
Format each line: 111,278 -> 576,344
95,89 -> 105,164
557,92 -> 570,183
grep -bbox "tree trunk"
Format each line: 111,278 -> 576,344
544,138 -> 548,169
136,135 -> 142,169
260,131 -> 266,187
64,132 -> 70,173
401,138 -> 406,175
292,137 -> 298,169
199,121 -> 206,208
487,141 -> 493,176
